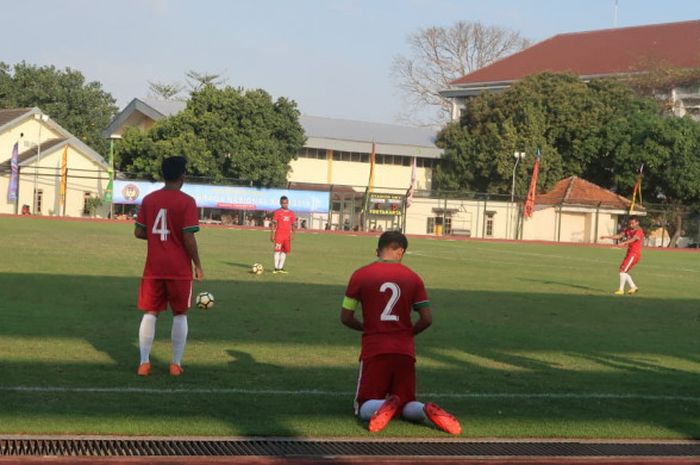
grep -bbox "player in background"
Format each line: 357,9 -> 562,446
601,216 -> 644,295
340,231 -> 461,435
270,195 -> 296,274
134,156 -> 204,377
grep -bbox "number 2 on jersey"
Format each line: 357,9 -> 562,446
152,208 -> 170,241
379,282 -> 401,321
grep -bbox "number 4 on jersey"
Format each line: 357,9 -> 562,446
152,208 -> 170,241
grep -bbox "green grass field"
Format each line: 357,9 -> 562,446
0,216 -> 698,439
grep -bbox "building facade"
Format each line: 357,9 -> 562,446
0,108 -> 110,218
441,20 -> 700,121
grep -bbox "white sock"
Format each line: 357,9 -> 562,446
402,401 -> 426,422
138,313 -> 157,364
279,252 -> 287,269
618,273 -> 627,291
358,399 -> 385,420
626,274 -> 637,289
274,252 -> 281,269
171,315 -> 188,366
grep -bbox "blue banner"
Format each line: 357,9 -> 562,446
7,142 -> 18,202
112,180 -> 329,213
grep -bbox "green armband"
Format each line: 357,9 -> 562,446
342,296 -> 359,311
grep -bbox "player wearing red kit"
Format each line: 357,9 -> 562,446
134,156 -> 203,377
601,216 -> 644,295
340,231 -> 461,435
270,195 -> 295,274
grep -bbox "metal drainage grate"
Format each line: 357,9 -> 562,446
1,439 -> 699,457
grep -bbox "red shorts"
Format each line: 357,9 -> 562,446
354,353 -> 416,414
274,237 -> 291,253
138,278 -> 192,315
619,253 -> 640,273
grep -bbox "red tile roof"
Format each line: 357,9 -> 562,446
452,20 -> 700,86
536,176 -> 637,210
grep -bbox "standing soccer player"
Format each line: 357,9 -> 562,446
270,195 -> 295,274
601,216 -> 644,295
134,156 -> 203,377
340,231 -> 461,434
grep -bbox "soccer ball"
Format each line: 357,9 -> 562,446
251,263 -> 264,275
196,291 -> 215,310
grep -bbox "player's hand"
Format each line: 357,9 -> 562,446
194,266 -> 204,281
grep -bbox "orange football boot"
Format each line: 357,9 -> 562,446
137,362 -> 151,376
169,363 -> 184,376
368,394 -> 401,433
424,402 -> 462,435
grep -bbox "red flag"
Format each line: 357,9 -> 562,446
524,150 -> 541,218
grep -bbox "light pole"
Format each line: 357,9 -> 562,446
32,113 -> 49,214
511,151 -> 526,203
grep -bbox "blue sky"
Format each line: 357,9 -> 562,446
1,0 -> 698,125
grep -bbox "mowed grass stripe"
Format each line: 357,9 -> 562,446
3,385 -> 700,402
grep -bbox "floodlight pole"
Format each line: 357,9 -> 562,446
511,152 -> 526,203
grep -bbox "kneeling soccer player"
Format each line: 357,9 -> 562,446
340,231 -> 461,434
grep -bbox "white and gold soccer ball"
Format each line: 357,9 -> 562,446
251,263 -> 264,275
196,291 -> 215,310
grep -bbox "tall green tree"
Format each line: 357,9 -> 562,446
115,85 -> 305,187
0,61 -> 118,155
435,72 -> 700,246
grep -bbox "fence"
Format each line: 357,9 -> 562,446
3,168 -> 698,247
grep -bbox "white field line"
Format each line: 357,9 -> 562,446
2,386 -> 699,402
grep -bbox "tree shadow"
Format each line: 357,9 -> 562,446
0,274 -> 699,438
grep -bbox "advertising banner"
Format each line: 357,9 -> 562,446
113,180 -> 329,213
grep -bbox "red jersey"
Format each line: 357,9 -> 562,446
273,208 -> 295,239
136,188 -> 199,280
623,227 -> 644,256
343,261 -> 430,360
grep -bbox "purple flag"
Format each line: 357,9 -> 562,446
7,142 -> 18,202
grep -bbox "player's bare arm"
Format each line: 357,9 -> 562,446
412,307 -> 432,335
340,308 -> 363,331
617,235 -> 640,248
270,221 -> 276,242
183,232 -> 204,281
600,231 -> 624,241
134,224 -> 147,240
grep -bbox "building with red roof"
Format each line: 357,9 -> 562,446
441,20 -> 700,121
522,176 -> 644,243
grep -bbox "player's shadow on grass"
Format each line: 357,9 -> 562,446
224,261 -> 257,270
517,278 -> 600,291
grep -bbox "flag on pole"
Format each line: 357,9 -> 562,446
367,141 -> 376,191
406,156 -> 417,208
7,142 -> 19,202
628,163 -> 644,213
103,139 -> 114,203
524,148 -> 541,218
59,145 -> 68,206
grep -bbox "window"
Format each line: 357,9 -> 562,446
341,152 -> 351,162
360,153 -> 369,163
485,212 -> 495,237
33,189 -> 43,214
444,217 -> 453,235
351,152 -> 360,162
402,157 -> 411,166
426,217 -> 435,234
83,192 -> 92,215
